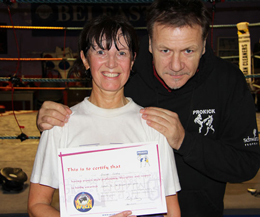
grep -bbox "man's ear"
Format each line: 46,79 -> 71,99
202,39 -> 206,55
80,50 -> 90,70
149,37 -> 152,54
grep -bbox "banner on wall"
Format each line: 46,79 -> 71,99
31,3 -> 149,37
237,22 -> 252,84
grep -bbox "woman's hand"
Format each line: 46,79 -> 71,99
112,211 -> 136,217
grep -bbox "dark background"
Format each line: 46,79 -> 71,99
0,1 -> 259,78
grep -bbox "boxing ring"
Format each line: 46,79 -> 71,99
0,0 -> 260,215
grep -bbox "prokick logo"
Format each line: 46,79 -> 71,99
193,109 -> 215,136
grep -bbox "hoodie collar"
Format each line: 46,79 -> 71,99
153,63 -> 172,92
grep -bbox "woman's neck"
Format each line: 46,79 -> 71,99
88,89 -> 129,109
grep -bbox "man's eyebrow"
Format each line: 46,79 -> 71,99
157,44 -> 169,49
182,45 -> 198,50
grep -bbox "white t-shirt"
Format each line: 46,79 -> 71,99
31,97 -> 181,196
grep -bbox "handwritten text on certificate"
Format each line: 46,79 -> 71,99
58,142 -> 167,217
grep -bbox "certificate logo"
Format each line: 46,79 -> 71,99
137,150 -> 150,167
74,192 -> 94,212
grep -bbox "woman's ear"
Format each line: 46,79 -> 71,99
80,50 -> 90,70
131,52 -> 136,68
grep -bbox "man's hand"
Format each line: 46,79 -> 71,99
37,101 -> 72,132
140,107 -> 185,150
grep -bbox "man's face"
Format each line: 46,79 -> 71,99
149,23 -> 206,89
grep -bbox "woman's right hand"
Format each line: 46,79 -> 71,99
37,101 -> 72,132
112,211 -> 136,217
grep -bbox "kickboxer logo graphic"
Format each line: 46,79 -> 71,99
193,109 -> 215,136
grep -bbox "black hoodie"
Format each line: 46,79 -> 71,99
125,35 -> 260,217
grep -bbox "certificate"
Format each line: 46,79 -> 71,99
58,142 -> 167,217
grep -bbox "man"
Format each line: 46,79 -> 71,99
37,0 -> 260,216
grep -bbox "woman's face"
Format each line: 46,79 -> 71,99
81,33 -> 134,95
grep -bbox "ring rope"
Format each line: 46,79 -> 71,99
212,22 -> 260,28
2,73 -> 260,82
0,25 -> 82,30
0,87 -> 92,90
1,22 -> 260,31
0,58 -> 76,61
0,0 -> 254,3
0,25 -> 144,30
0,136 -> 40,140
0,54 -> 259,61
0,0 -> 154,3
0,55 -> 258,61
0,53 -> 259,62
0,77 -> 86,82
245,74 -> 260,78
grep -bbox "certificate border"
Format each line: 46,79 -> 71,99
58,142 -> 164,216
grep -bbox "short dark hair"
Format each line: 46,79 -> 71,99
146,0 -> 211,41
71,15 -> 138,77
80,15 -> 138,60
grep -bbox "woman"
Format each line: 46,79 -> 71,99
28,15 -> 181,217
